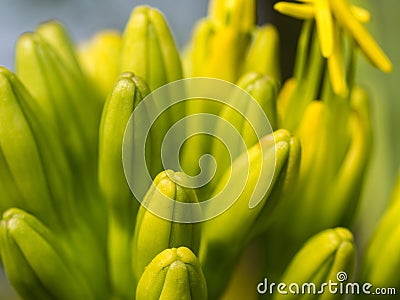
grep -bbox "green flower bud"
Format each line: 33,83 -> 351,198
272,227 -> 356,300
99,72 -> 150,207
78,30 -> 123,98
0,67 -> 71,227
242,24 -> 281,81
236,73 -> 279,130
280,86 -> 371,244
361,172 -> 400,288
132,170 -> 201,282
136,247 -> 207,300
120,6 -> 184,176
0,208 -> 94,300
15,23 -> 108,239
35,20 -> 85,80
98,72 -> 150,299
16,22 -> 100,162
120,5 -> 182,91
209,72 -> 280,192
200,129 -> 299,298
0,68 -> 109,299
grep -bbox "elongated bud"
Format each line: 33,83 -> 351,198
78,30 -> 122,99
361,172 -> 400,288
200,129 -> 297,298
242,24 -> 281,81
209,72 -> 279,190
0,67 -> 71,226
277,77 -> 297,127
204,130 -> 292,249
136,247 -> 207,300
99,72 -> 150,207
204,27 -> 249,82
272,227 -> 356,300
186,3 -> 252,82
16,22 -> 101,154
15,30 -> 97,172
294,101 -> 325,172
98,72 -> 150,299
184,18 -> 214,78
0,209 -> 94,299
322,86 -> 372,225
120,6 -> 183,176
15,24 -> 106,236
132,170 -> 201,281
236,72 -> 279,130
35,20 -> 84,78
251,135 -> 301,237
120,6 -> 182,91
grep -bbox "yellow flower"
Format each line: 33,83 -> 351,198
274,0 -> 392,96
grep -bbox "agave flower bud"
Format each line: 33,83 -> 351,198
322,87 -> 372,225
251,134 -> 301,237
15,25 -> 107,237
185,20 -> 243,81
201,26 -> 250,82
78,30 -> 122,99
0,208 -> 94,300
183,18 -> 214,78
16,21 -> 101,156
186,0 -> 254,82
200,129 -> 299,298
35,21 -> 85,78
136,247 -> 207,300
209,72 -> 279,191
16,32 -> 89,163
16,28 -> 98,167
361,172 -> 400,288
99,72 -> 150,207
98,72 -> 150,299
120,5 -> 184,176
0,67 -> 72,226
120,5 -> 182,91
271,227 -> 356,300
242,24 -> 281,81
132,170 -> 201,282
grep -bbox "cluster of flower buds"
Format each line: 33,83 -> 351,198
0,0 -> 397,299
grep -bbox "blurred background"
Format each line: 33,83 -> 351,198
0,0 -> 399,298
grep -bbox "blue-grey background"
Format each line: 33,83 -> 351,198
0,0 -> 399,299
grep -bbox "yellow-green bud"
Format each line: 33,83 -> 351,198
0,208 -> 94,300
136,247 -> 207,300
98,72 -> 150,299
132,170 -> 201,282
361,172 -> 400,288
272,227 -> 356,300
120,5 -> 182,91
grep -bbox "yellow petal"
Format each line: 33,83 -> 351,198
314,0 -> 333,57
288,0 -> 371,23
351,5 -> 370,23
330,0 -> 392,73
273,2 -> 314,19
